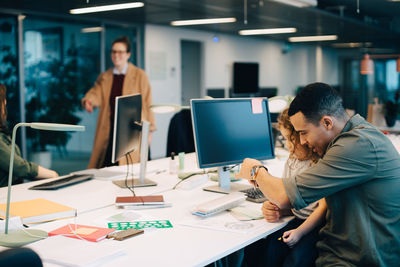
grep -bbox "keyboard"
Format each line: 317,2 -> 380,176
240,187 -> 267,203
28,174 -> 94,190
192,192 -> 246,217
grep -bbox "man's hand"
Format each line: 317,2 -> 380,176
83,99 -> 94,113
236,158 -> 262,181
262,201 -> 281,222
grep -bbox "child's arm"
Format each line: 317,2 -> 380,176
282,198 -> 327,247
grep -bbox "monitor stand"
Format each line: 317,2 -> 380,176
203,166 -> 252,194
113,120 -> 157,188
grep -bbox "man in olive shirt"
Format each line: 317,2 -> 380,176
239,83 -> 400,266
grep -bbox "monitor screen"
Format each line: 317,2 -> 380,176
191,98 -> 275,169
233,62 -> 259,94
112,94 -> 142,163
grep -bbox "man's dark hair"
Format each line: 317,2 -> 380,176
112,36 -> 131,53
288,82 -> 347,125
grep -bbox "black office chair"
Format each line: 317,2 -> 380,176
258,87 -> 278,98
206,88 -> 225,98
166,109 -> 195,157
0,248 -> 42,267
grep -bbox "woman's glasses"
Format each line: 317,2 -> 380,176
111,50 -> 127,55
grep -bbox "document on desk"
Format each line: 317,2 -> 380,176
27,235 -> 126,267
180,212 -> 267,234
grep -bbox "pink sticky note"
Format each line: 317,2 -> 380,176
251,98 -> 263,114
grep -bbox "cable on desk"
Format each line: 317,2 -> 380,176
171,164 -> 240,190
172,170 -> 207,189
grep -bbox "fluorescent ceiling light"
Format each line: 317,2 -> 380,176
70,2 -> 144,14
271,0 -> 317,8
239,28 -> 297,35
332,42 -> 372,48
171,18 -> 236,26
289,35 -> 338,42
81,27 -> 104,33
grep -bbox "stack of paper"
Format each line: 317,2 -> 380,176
115,195 -> 171,209
192,192 -> 246,217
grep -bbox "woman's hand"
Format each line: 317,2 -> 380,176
36,166 -> 58,179
83,99 -> 94,113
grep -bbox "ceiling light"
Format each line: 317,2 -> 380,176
360,54 -> 374,75
271,0 -> 317,8
81,27 -> 104,33
332,42 -> 373,48
170,18 -> 236,26
289,35 -> 338,42
239,28 -> 297,35
70,2 -> 144,14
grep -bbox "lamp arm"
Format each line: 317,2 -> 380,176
5,122 -> 31,234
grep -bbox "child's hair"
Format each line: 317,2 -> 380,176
277,108 -> 318,163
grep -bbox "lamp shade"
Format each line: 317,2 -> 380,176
30,122 -> 85,131
268,95 -> 293,113
0,122 -> 85,248
361,54 -> 374,75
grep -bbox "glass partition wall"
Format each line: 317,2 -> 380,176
341,58 -> 400,122
0,12 -> 143,174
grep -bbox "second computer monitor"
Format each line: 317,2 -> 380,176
112,93 -> 142,164
191,98 -> 275,193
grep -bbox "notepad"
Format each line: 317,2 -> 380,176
48,224 -> 115,242
0,198 -> 76,224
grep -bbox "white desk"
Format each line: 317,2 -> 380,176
0,152 -> 290,267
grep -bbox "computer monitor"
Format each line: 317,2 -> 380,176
112,94 -> 142,164
112,93 -> 156,188
233,62 -> 259,95
191,98 -> 275,194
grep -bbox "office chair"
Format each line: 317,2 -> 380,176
166,109 -> 195,157
206,88 -> 225,98
0,247 -> 42,267
258,87 -> 278,98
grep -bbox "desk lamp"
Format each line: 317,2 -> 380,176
0,122 -> 85,248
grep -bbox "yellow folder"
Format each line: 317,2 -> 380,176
0,198 -> 76,224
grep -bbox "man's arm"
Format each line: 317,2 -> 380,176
237,158 -> 291,209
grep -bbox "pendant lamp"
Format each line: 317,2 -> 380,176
360,54 -> 373,75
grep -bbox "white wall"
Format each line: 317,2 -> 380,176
145,24 -> 339,159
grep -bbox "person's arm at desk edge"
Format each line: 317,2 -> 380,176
36,165 -> 58,179
237,158 -> 291,209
